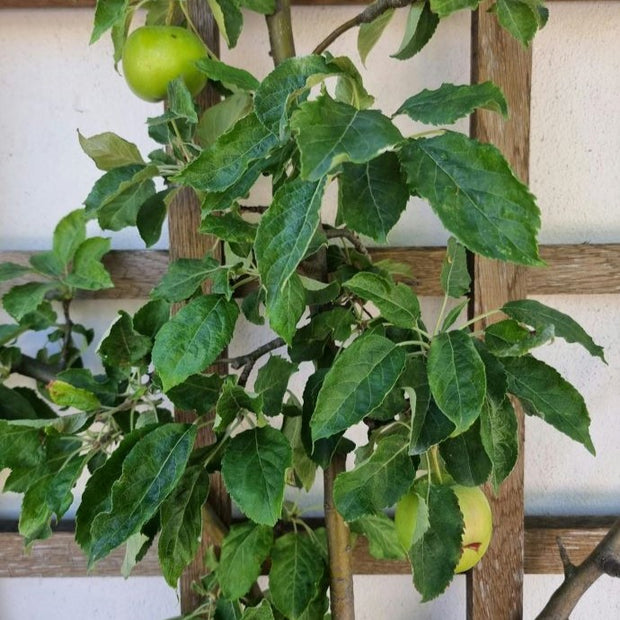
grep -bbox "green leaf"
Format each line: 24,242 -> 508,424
441,299 -> 468,332
396,82 -> 507,126
254,55 -> 333,137
392,2 -> 439,60
195,57 -> 260,92
159,465 -> 210,587
151,256 -> 220,303
291,95 -> 402,182
65,237 -> 114,291
51,209 -> 87,267
122,532 -> 150,579
19,454 -> 86,544
439,418 -> 492,486
167,373 -> 224,415
200,212 -> 257,244
267,274 -> 307,347
215,381 -> 263,432
98,311 -> 152,367
484,319 -> 554,357
474,341 -> 518,490
409,484 -> 463,601
0,324 -> 23,346
350,513 -> 406,560
133,298 -> 171,339
502,355 -> 595,454
28,251 -> 64,278
337,152 -> 409,242
440,237 -> 471,298
254,356 -> 298,416
89,424 -> 197,562
201,157 -> 271,213
430,0 -> 480,18
167,78 -> 199,124
411,399 -> 456,455
207,0 -> 243,48
174,112 -> 279,192
0,262 -> 31,282
269,532 -> 325,619
502,299 -> 605,362
152,294 -> 239,391
358,9 -> 395,65
221,426 -> 292,526
311,334 -> 407,441
480,393 -> 518,492
427,331 -> 486,433
401,131 -> 543,266
218,522 -> 273,600
281,414 -> 317,492
255,177 -> 326,343
197,93 -> 254,148
331,56 -> 375,110
84,164 -> 158,231
494,0 -> 548,46
48,380 -> 101,411
344,271 -> 420,328
76,427 -> 155,554
0,420 -> 45,468
90,0 -> 129,44
239,0 -> 276,14
79,131 -> 144,171
402,358 -> 445,455
333,431 -> 416,521
241,601 -> 276,620
2,282 -> 56,321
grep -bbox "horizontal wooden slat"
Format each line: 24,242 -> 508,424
1,0 -> 368,7
2,243 -> 620,299
0,0 -> 602,6
0,517 -> 615,577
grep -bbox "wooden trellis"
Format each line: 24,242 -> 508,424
0,0 -> 618,618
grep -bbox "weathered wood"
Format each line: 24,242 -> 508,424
468,2 -> 532,618
1,518 -> 615,578
164,2 -> 228,614
0,0 -> 606,7
3,244 -> 620,300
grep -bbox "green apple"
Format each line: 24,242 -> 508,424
122,26 -> 207,102
395,484 -> 493,573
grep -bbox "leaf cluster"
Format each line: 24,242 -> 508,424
0,0 -> 603,616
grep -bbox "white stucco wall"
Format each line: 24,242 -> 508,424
0,2 -> 619,618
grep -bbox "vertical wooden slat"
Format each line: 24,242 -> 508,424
467,5 -> 532,619
167,2 -> 228,615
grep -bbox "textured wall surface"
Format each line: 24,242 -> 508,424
1,2 -> 619,618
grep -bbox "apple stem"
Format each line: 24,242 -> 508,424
429,446 -> 444,484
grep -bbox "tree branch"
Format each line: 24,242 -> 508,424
12,354 -> 59,384
313,0 -> 413,56
324,453 -> 355,620
266,0 -> 295,66
536,518 -> 620,619
325,226 -> 372,261
218,337 -> 286,387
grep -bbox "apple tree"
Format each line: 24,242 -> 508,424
0,0 -> 606,618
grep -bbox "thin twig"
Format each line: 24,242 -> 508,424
536,518 -> 620,619
239,205 -> 268,214
218,337 -> 286,371
313,0 -> 413,55
325,226 -> 372,261
60,298 -> 74,370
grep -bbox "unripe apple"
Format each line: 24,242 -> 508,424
122,26 -> 207,102
395,484 -> 493,573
